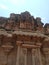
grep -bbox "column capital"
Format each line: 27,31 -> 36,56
36,42 -> 42,48
32,49 -> 36,54
36,42 -> 42,46
23,48 -> 27,54
16,41 -> 23,46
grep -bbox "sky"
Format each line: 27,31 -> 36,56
0,0 -> 49,24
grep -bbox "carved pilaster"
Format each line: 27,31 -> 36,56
23,48 -> 27,65
35,43 -> 43,65
16,41 -> 22,65
20,48 -> 24,65
1,43 -> 13,65
32,49 -> 36,65
43,48 -> 49,65
16,45 -> 20,65
37,48 -> 43,65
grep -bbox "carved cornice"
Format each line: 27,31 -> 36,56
22,44 -> 42,48
0,30 -> 48,49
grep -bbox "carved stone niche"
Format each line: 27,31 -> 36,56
1,35 -> 14,54
1,42 -> 14,65
1,42 -> 14,55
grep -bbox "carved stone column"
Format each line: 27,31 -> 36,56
36,48 -> 43,65
16,45 -> 21,65
20,47 -> 24,65
35,43 -> 43,65
23,48 -> 27,65
32,48 -> 36,65
16,41 -> 22,65
43,48 -> 49,65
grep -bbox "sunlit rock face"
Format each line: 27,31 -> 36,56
0,11 -> 49,65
